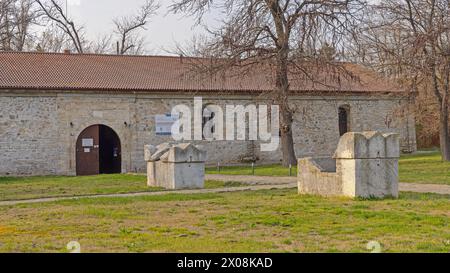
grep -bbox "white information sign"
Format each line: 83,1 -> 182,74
82,138 -> 94,147
155,114 -> 179,136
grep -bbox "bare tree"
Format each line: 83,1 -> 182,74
34,23 -> 67,52
35,0 -> 85,53
12,0 -> 37,50
0,0 -> 14,50
354,0 -> 450,160
0,0 -> 39,51
113,0 -> 159,55
171,0 -> 364,166
2,0 -> 160,54
88,34 -> 113,54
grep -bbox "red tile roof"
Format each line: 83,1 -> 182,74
0,51 -> 405,94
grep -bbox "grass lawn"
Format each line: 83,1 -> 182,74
1,151 -> 448,202
0,175 -> 243,201
0,189 -> 448,253
207,151 -> 450,186
399,152 -> 450,185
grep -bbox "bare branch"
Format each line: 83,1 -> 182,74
170,0 -> 365,166
35,0 -> 85,53
353,0 -> 450,159
113,0 -> 160,55
0,0 -> 40,51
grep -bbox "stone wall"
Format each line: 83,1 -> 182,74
290,97 -> 416,159
0,94 -> 62,175
0,90 -> 417,176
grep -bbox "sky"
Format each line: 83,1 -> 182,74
66,0 -> 221,55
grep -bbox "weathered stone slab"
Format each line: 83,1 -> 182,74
298,158 -> 342,197
299,131 -> 400,199
145,143 -> 207,190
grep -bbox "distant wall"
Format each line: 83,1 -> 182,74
0,91 -> 417,176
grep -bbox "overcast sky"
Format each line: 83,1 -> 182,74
66,0 -> 220,55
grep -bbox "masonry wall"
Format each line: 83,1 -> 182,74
0,94 -> 62,175
289,97 -> 416,160
0,91 -> 417,176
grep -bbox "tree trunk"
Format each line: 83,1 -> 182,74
276,45 -> 297,167
280,103 -> 297,166
439,105 -> 450,161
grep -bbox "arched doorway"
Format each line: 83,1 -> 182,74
76,125 -> 121,176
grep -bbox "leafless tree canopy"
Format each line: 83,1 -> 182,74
352,0 -> 450,159
171,0 -> 365,165
35,0 -> 86,53
113,0 -> 160,55
34,23 -> 67,52
173,0 -> 362,71
0,0 -> 39,51
0,0 -> 160,54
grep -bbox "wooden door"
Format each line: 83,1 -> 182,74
76,125 -> 100,176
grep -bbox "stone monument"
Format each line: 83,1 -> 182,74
298,131 -> 400,198
145,143 -> 207,190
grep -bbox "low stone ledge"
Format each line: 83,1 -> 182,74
298,131 -> 400,199
298,158 -> 342,197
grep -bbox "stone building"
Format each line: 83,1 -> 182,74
0,52 -> 417,176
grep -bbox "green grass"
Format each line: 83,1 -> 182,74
0,150 -> 448,201
0,175 -> 243,201
207,164 -> 297,177
206,151 -> 450,186
0,189 -> 448,253
399,151 -> 450,185
0,152 -> 448,253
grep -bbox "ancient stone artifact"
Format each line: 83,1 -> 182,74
145,143 -> 207,190
298,131 -> 400,198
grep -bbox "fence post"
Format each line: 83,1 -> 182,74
252,163 -> 255,176
289,164 -> 292,177
217,162 -> 221,173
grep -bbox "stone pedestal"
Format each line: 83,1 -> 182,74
298,131 -> 400,199
145,143 -> 207,190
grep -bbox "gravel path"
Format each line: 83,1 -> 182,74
206,175 -> 450,195
206,174 -> 296,185
0,175 -> 448,207
399,183 -> 450,195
